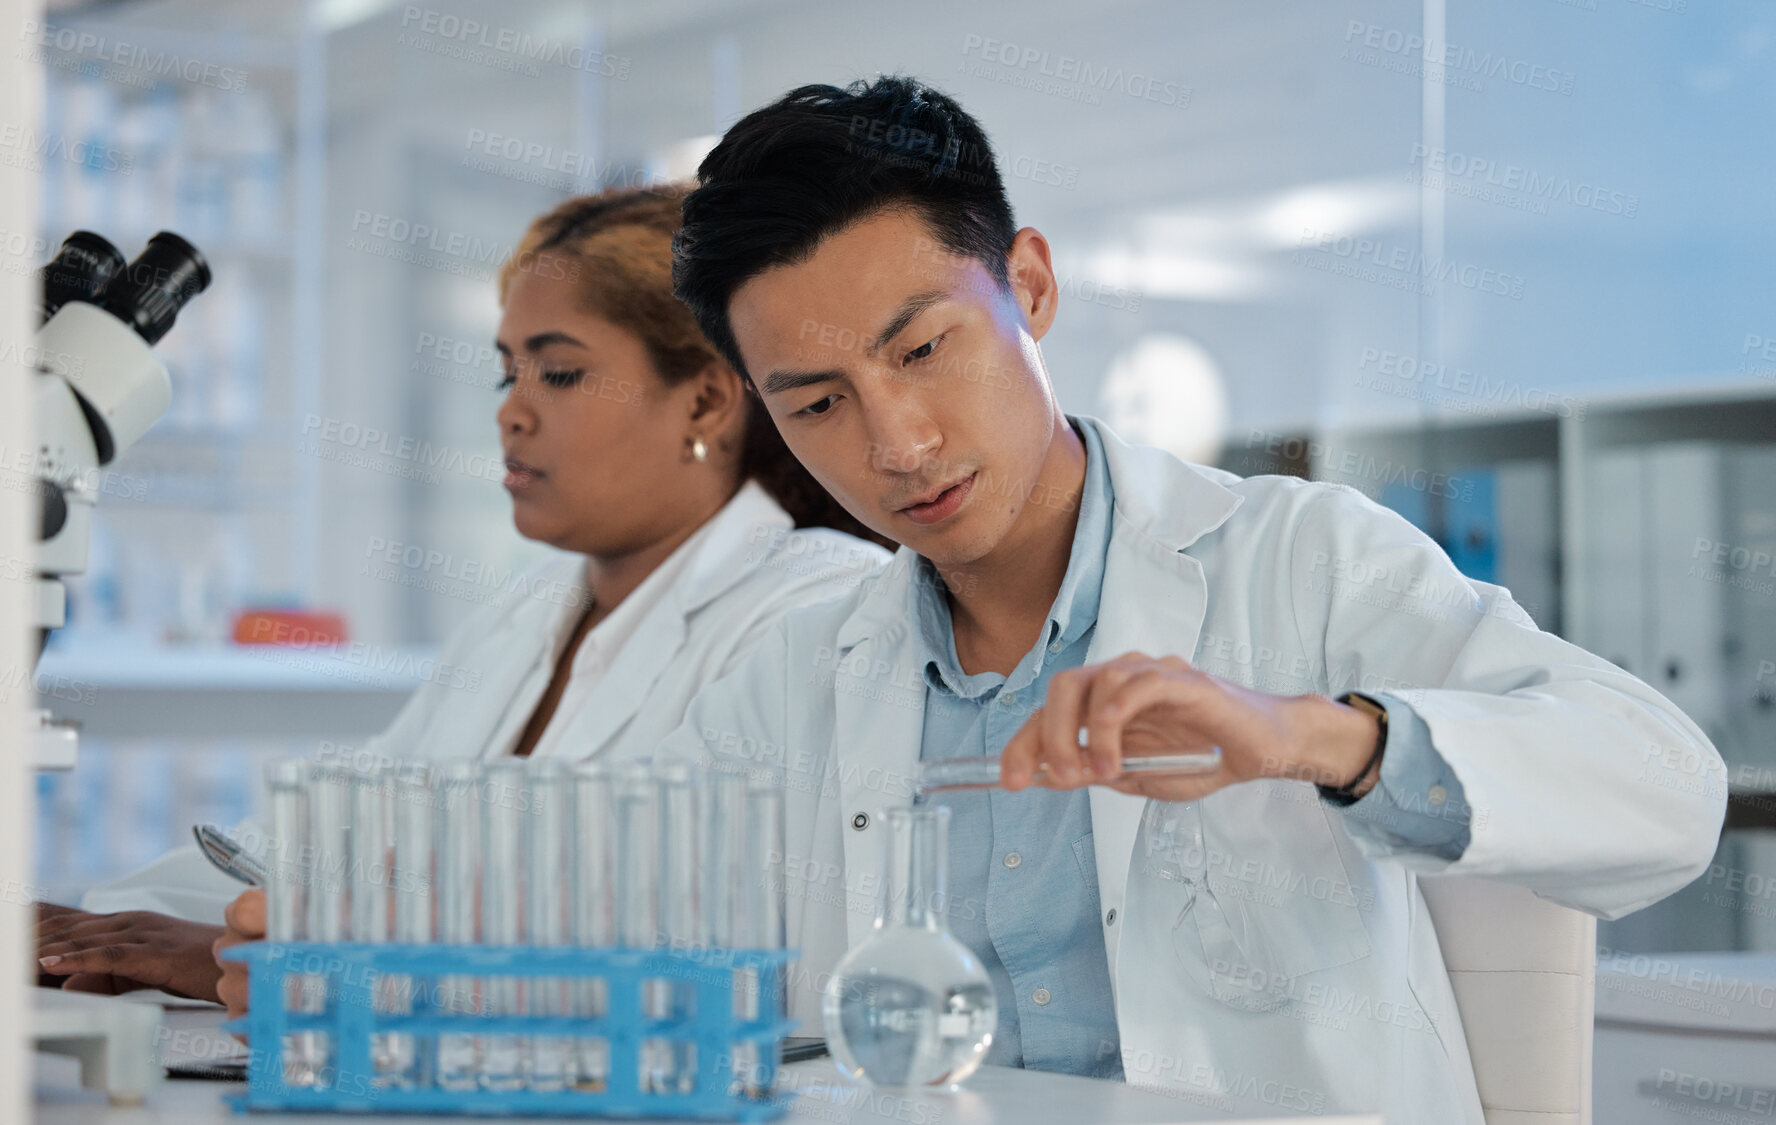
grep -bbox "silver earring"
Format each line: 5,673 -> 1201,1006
691,437 -> 708,462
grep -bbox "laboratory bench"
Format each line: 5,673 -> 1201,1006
34,1003 -> 1383,1125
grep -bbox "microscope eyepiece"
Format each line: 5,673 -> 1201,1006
98,231 -> 213,346
39,231 -> 125,325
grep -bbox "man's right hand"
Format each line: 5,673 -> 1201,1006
36,902 -> 226,1003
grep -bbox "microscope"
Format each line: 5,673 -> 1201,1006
28,230 -> 211,769
28,231 -> 211,1105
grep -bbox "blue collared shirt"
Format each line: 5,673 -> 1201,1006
910,416 -> 1473,1078
912,418 -> 1122,1078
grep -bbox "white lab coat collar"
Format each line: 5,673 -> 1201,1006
827,416 -> 1246,973
662,478 -> 796,617
834,415 -> 1244,653
521,479 -> 794,760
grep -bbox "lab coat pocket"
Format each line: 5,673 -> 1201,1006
1159,784 -> 1373,1012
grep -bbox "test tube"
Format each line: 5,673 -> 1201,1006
307,762 -> 352,944
434,761 -> 482,1091
348,765 -> 396,1087
384,761 -> 434,1089
654,757 -> 701,1094
741,777 -> 786,1098
525,760 -> 572,1091
701,765 -> 749,1096
613,761 -> 664,1092
265,758 -> 322,1087
480,760 -> 528,1091
305,761 -> 353,1089
571,763 -> 617,1093
743,778 -> 787,954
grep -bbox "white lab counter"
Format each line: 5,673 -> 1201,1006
1593,951 -> 1776,1124
34,1006 -> 1384,1125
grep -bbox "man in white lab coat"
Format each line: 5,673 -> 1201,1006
664,77 -> 1727,1120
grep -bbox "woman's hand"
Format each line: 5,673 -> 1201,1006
36,904 -> 225,1002
999,652 -> 1382,803
214,889 -> 266,1023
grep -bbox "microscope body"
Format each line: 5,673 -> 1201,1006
27,231 -> 209,764
33,302 -> 175,630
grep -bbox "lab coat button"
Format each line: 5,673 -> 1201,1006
1428,784 -> 1448,807
852,812 -> 870,830
1004,852 -> 1022,869
1032,988 -> 1051,1006
1105,908 -> 1117,926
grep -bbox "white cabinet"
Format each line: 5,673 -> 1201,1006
1313,385 -> 1776,953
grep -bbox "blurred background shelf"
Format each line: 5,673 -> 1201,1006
35,637 -> 429,737
1315,382 -> 1776,956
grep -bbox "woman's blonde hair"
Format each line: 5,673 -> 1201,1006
501,185 -> 887,546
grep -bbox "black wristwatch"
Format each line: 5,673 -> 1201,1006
1316,692 -> 1388,807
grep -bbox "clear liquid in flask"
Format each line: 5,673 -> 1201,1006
822,806 -> 996,1089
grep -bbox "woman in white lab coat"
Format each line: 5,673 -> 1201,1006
34,186 -> 890,1002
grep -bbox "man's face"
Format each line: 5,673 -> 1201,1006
728,208 -> 1061,569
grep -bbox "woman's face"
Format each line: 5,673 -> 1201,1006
494,263 -> 715,558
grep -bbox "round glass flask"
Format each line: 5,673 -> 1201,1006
822,806 -> 997,1089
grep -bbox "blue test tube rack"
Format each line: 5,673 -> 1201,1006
220,941 -> 799,1119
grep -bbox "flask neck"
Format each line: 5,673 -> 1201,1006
879,807 -> 949,933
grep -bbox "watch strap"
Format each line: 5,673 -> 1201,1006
1317,691 -> 1388,807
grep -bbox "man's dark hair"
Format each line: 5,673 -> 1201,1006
672,75 -> 1017,382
